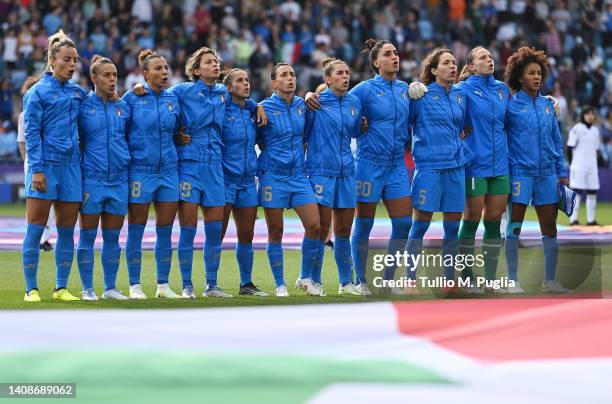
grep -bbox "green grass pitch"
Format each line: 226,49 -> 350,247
0,202 -> 610,309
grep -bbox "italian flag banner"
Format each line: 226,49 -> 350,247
1,299 -> 610,403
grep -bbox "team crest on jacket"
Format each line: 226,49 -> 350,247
457,95 -> 462,104
167,102 -> 174,111
74,90 -> 82,99
351,107 -> 356,116
498,90 -> 503,99
220,95 -> 225,103
545,107 -> 550,115
116,108 -> 122,117
298,106 -> 303,115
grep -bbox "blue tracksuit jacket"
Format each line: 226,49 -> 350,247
304,88 -> 362,177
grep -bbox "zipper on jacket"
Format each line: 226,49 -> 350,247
533,98 -> 542,176
240,104 -> 248,184
208,85 -> 213,164
156,92 -> 161,174
338,96 -> 344,177
64,84 -> 76,160
488,80 -> 496,176
446,89 -> 459,166
104,100 -> 110,182
390,81 -> 397,163
287,98 -> 296,177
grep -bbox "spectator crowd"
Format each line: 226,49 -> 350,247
0,0 -> 611,164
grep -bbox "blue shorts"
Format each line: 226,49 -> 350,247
25,163 -> 82,202
309,175 -> 356,209
258,174 -> 317,209
354,160 -> 411,203
411,168 -> 465,212
225,182 -> 258,208
510,175 -> 559,206
179,161 -> 225,207
81,181 -> 129,216
129,171 -> 179,204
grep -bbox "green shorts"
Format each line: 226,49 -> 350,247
465,175 -> 510,197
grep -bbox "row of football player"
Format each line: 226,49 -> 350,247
20,31 -> 578,302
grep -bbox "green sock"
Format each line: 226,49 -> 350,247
459,220 -> 479,280
483,220 -> 502,281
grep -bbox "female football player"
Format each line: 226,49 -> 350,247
302,57 -> 362,296
76,55 -> 131,301
123,49 -> 181,299
258,63 -> 321,297
22,30 -> 86,302
219,68 -> 267,296
405,48 -> 473,291
504,46 -> 570,294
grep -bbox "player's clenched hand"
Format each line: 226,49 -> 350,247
305,92 -> 320,111
133,83 -> 148,96
408,82 -> 428,100
177,127 -> 191,146
256,105 -> 268,127
360,116 -> 368,133
32,172 -> 46,193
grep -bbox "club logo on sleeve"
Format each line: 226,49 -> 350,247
433,95 -> 439,100
457,95 -> 462,104
498,89 -> 504,99
220,95 -> 225,103
74,90 -> 82,99
297,106 -> 303,115
545,107 -> 550,115
116,108 -> 123,117
167,102 -> 174,111
351,106 -> 356,116
474,90 -> 483,97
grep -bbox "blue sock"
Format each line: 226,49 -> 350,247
178,225 -> 196,288
266,242 -> 284,287
22,223 -> 44,292
442,220 -> 460,280
55,226 -> 75,289
384,215 -> 412,280
77,228 -> 97,290
236,242 -> 254,286
204,221 -> 223,288
101,228 -> 121,291
505,221 -> 522,282
542,236 -> 558,282
334,236 -> 352,286
406,220 -> 430,280
155,225 -> 173,284
299,237 -> 318,280
126,224 -> 145,285
310,240 -> 325,284
351,217 -> 374,285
